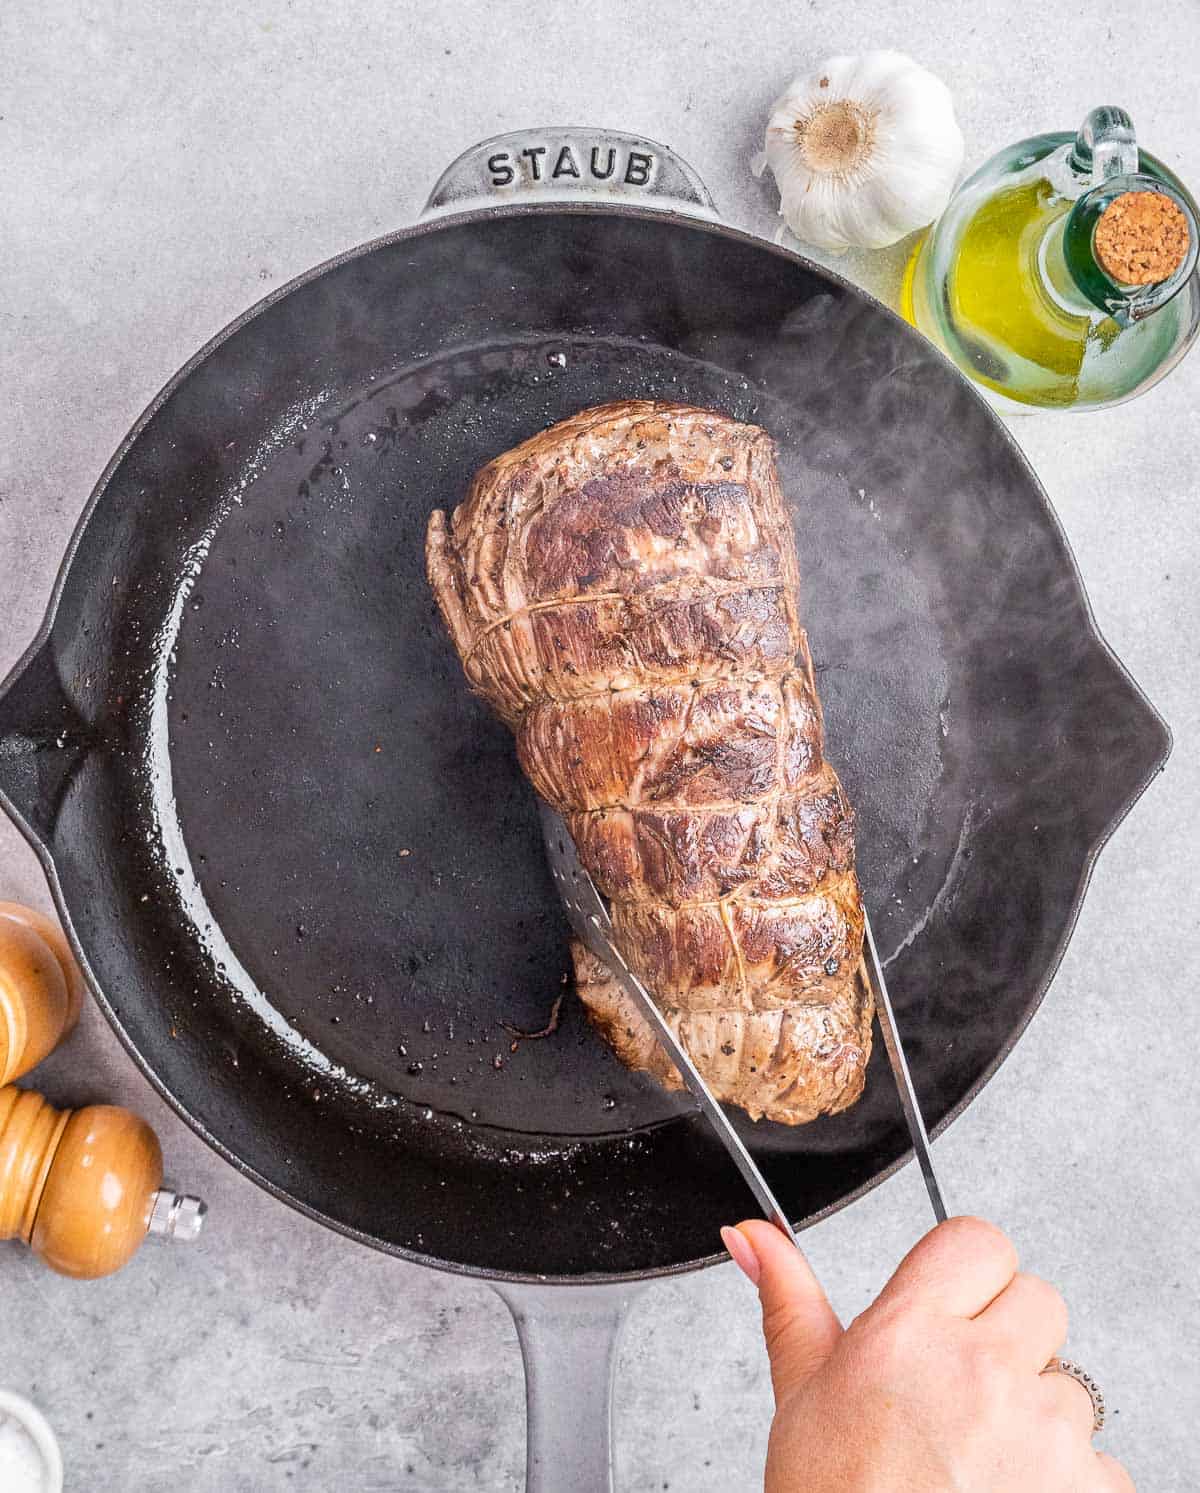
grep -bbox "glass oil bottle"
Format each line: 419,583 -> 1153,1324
903,107 -> 1199,410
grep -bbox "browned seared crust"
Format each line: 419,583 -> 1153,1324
427,401 -> 872,1124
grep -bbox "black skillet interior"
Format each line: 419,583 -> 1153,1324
14,208 -> 1168,1278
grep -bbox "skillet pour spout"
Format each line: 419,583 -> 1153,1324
0,641 -> 92,852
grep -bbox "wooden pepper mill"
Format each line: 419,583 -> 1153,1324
0,1084 -> 205,1278
0,900 -> 204,1277
0,901 -> 86,1085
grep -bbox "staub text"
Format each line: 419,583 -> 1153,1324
487,143 -> 655,188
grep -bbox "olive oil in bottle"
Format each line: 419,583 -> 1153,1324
903,107 -> 1198,411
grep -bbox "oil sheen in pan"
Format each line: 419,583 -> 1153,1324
153,332 -> 953,1153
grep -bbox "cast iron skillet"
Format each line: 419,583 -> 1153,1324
0,132 -> 1169,1490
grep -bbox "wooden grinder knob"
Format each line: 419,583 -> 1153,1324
0,903 -> 86,1085
0,1085 -> 204,1278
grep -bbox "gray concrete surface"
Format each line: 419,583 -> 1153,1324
2,3 -> 1198,1489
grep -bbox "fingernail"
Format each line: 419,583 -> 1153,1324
720,1225 -> 761,1286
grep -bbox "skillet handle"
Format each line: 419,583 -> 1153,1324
0,641 -> 87,852
422,129 -> 718,220
494,1280 -> 645,1493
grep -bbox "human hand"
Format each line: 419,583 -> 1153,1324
721,1216 -> 1132,1492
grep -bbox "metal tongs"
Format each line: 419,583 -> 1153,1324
539,802 -> 948,1243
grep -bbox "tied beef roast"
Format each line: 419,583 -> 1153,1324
426,401 -> 872,1124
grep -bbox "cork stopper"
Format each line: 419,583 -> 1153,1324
1093,191 -> 1190,285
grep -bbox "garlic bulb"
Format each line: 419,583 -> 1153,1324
753,51 -> 964,251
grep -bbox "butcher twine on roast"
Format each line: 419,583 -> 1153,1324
426,401 -> 872,1124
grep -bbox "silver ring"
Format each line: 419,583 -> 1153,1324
1042,1357 -> 1106,1433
